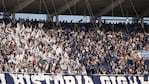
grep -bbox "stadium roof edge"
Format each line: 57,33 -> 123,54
0,0 -> 149,17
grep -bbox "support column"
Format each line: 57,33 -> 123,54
12,13 -> 16,23
56,15 -> 59,26
46,14 -> 53,22
90,16 -> 96,23
97,17 -> 102,28
141,18 -> 144,29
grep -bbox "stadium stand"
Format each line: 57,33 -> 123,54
1,0 -> 149,83
0,19 -> 149,75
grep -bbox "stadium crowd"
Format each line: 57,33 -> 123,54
0,19 -> 149,75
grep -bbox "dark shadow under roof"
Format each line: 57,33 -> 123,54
0,0 -> 149,17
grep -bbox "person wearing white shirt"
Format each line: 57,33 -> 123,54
56,46 -> 63,56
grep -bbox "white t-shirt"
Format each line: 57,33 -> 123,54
56,47 -> 62,56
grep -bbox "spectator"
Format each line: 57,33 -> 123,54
0,18 -> 148,75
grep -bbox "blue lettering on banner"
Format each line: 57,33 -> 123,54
0,73 -> 149,84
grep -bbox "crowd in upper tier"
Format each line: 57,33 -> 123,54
0,18 -> 149,75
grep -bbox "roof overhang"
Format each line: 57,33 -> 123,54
0,0 -> 149,17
